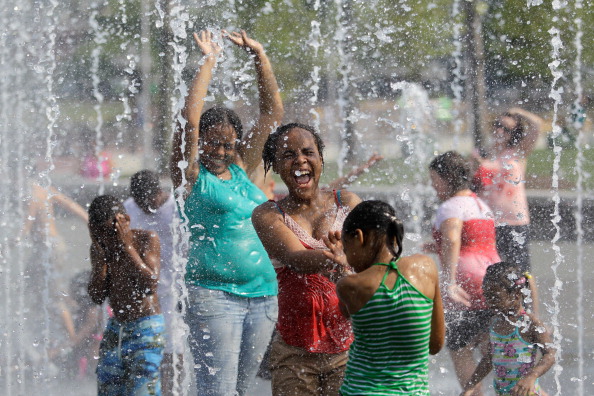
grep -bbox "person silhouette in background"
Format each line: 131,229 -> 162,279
124,170 -> 185,395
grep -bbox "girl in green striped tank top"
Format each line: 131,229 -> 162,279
323,200 -> 446,395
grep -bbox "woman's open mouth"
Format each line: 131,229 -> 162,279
294,169 -> 312,186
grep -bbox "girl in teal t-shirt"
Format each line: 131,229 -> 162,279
170,29 -> 283,396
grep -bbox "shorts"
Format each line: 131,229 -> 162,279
445,310 -> 492,351
496,225 -> 531,273
96,314 -> 165,396
269,334 -> 348,396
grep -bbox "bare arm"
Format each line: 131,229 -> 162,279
225,30 -> 284,176
88,242 -> 110,305
429,274 -> 446,355
58,302 -> 76,339
439,217 -> 472,307
326,154 -> 384,190
49,186 -> 89,223
252,203 -> 340,274
509,107 -> 543,157
115,215 -> 160,294
171,31 -> 221,191
511,315 -> 556,396
336,276 -> 359,319
460,349 -> 493,395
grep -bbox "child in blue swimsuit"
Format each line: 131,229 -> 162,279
461,262 -> 555,396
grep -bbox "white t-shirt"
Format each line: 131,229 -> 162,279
434,195 -> 494,229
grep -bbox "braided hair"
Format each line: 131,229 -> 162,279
262,123 -> 325,175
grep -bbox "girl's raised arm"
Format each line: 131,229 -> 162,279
225,30 -> 284,176
509,107 -> 543,157
171,31 -> 221,191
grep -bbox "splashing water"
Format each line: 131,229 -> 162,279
547,22 -> 565,396
571,0 -> 585,393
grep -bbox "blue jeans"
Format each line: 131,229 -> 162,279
96,315 -> 165,396
185,285 -> 278,396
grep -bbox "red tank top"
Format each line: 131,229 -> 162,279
272,191 -> 353,353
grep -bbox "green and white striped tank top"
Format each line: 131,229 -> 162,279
340,260 -> 434,395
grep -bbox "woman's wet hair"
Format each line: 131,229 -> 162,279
500,112 -> 526,148
483,261 -> 530,296
88,195 -> 125,226
130,170 -> 160,204
199,106 -> 243,141
429,151 -> 471,193
343,200 -> 404,262
262,123 -> 325,175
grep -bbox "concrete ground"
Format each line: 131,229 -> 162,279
3,213 -> 592,395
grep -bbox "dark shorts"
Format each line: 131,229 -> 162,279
445,310 -> 492,351
496,225 -> 531,273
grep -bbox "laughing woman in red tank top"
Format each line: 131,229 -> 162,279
252,123 -> 361,396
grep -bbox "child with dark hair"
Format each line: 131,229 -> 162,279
461,262 -> 554,396
323,200 -> 445,395
427,151 -> 501,395
87,194 -> 164,395
124,170 -> 185,395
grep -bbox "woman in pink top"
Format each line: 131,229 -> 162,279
473,108 -> 543,273
428,151 -> 500,396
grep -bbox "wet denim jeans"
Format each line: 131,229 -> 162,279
185,285 -> 278,396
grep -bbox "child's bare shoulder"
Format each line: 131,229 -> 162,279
132,229 -> 159,246
398,254 -> 437,277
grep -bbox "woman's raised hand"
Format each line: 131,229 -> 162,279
322,231 -> 348,268
223,29 -> 264,55
447,283 -> 472,308
193,30 -> 222,58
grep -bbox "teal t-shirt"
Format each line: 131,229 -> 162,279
183,163 -> 277,297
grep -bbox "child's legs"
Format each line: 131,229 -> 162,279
185,285 -> 244,396
123,315 -> 165,396
96,320 -> 126,396
445,310 -> 490,396
236,295 -> 278,395
450,345 -> 484,396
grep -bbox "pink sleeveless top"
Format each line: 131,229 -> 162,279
273,191 -> 353,353
474,150 -> 530,227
